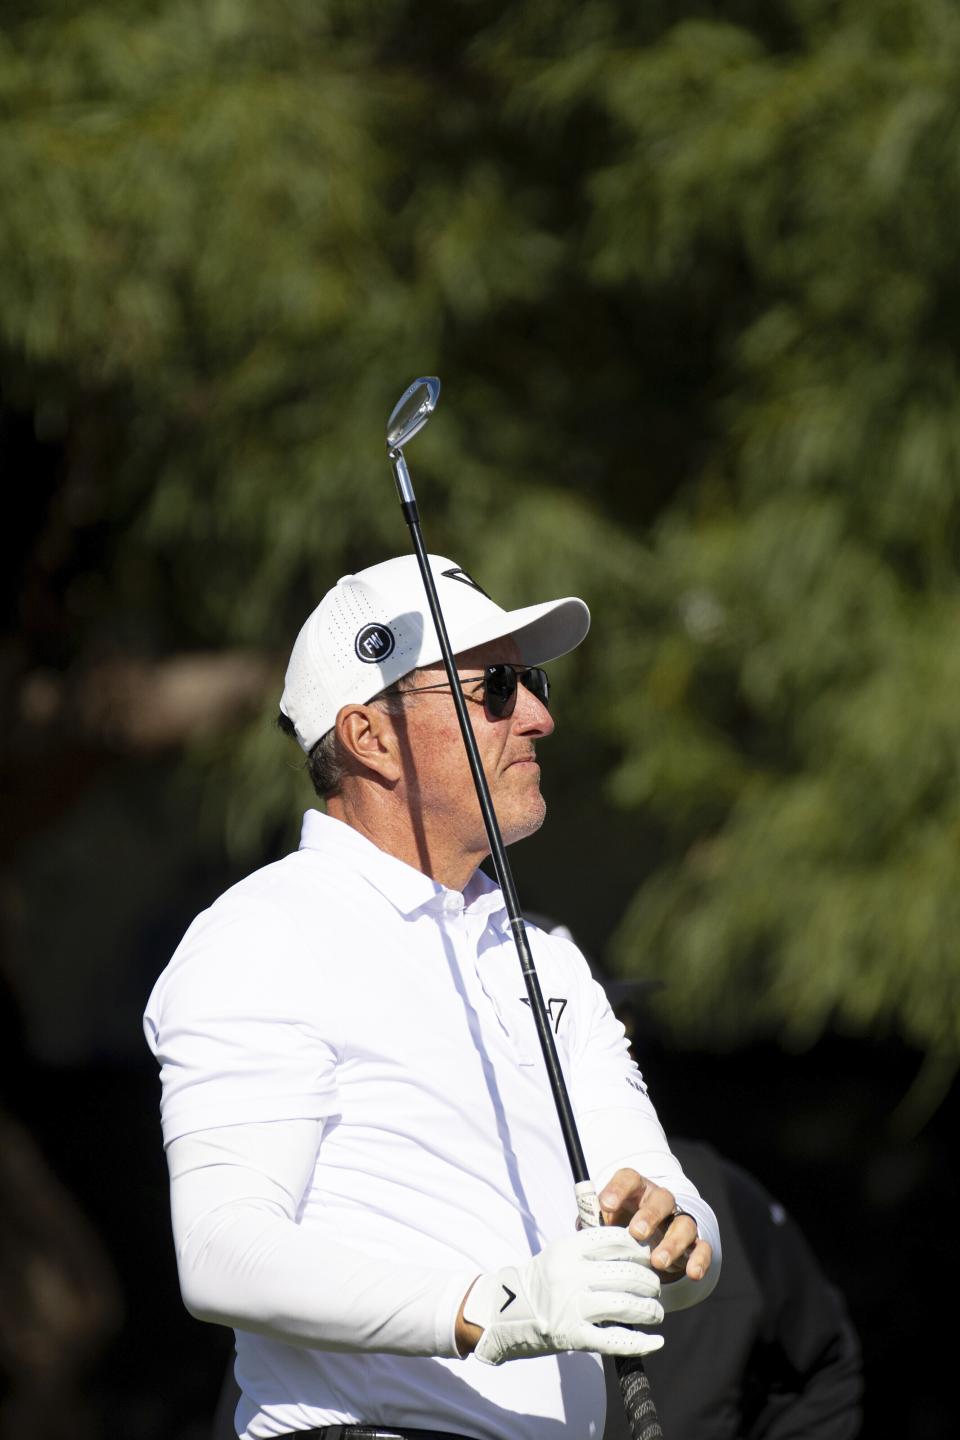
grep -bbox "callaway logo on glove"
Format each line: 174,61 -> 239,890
462,1225 -> 664,1366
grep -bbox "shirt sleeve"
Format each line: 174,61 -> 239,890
556,942 -> 722,1312
168,1117 -> 475,1356
143,896 -> 342,1146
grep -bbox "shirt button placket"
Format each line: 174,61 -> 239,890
473,920 -> 535,1065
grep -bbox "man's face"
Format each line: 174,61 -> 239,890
392,635 -> 555,861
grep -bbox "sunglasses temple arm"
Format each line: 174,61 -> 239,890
390,463 -> 598,1223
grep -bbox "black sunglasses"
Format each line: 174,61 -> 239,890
387,663 -> 550,720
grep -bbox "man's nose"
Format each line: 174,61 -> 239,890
514,680 -> 554,736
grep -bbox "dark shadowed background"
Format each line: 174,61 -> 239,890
3,2 -> 958,1435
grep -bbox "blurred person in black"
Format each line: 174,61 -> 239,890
605,1136 -> 863,1440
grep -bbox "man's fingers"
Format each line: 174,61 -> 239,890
643,1210 -> 698,1254
583,1248 -> 661,1298
596,1172 -> 712,1280
683,1239 -> 713,1281
581,1290 -> 664,1328
597,1170 -> 638,1228
581,1324 -> 665,1358
599,1171 -> 676,1238
651,1233 -> 713,1281
624,1186 -> 680,1242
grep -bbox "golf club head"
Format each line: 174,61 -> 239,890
386,376 -> 441,452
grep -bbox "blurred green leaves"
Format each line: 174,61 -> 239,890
5,0 -> 960,1093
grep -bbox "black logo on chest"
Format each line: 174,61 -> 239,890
520,996 -> 568,1034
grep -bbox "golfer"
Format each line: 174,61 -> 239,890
144,554 -> 721,1440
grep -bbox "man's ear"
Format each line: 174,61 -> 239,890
335,703 -> 402,784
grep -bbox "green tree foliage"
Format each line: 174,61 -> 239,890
567,0 -> 960,1112
4,0 -> 960,1105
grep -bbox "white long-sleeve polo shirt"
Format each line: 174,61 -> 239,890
144,809 -> 720,1440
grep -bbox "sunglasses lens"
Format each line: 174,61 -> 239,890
526,668 -> 550,708
483,665 -> 518,718
482,665 -> 551,718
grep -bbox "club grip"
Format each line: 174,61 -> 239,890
585,1185 -> 663,1438
616,1356 -> 664,1440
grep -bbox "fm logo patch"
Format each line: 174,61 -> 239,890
355,623 -> 396,663
442,566 -> 491,598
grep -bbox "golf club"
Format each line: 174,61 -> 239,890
386,377 -> 663,1440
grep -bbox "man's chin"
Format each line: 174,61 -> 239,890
502,796 -> 547,847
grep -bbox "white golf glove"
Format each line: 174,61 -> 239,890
462,1225 -> 664,1366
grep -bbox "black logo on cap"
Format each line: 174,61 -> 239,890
355,623 -> 396,663
442,566 -> 491,598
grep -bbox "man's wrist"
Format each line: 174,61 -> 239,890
455,1278 -> 483,1357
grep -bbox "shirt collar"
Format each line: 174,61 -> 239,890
298,809 -> 507,921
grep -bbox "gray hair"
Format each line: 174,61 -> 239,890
277,676 -> 416,800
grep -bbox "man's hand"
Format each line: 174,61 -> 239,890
599,1169 -> 713,1283
457,1226 -> 664,1365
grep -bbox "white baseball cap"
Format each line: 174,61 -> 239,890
279,553 -> 590,751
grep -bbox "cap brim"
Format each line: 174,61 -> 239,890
420,595 -> 591,667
